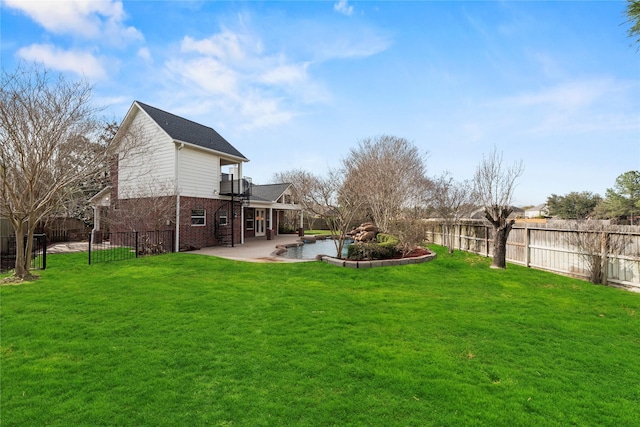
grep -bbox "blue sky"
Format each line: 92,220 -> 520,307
2,0 -> 639,206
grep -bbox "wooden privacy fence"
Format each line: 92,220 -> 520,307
425,221 -> 640,290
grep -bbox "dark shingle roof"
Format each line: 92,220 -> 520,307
250,183 -> 291,202
136,101 -> 247,160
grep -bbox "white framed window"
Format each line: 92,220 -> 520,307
219,210 -> 228,226
246,209 -> 254,230
191,209 -> 206,226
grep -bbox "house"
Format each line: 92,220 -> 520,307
92,101 -> 301,251
525,203 -> 549,219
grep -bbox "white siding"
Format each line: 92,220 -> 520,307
179,146 -> 221,198
118,109 -> 176,198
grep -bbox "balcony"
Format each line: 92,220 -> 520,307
219,174 -> 252,197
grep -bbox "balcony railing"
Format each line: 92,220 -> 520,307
219,175 -> 252,197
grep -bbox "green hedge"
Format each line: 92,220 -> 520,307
347,233 -> 400,260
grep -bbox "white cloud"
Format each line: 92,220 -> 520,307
137,47 -> 152,62
481,78 -> 640,136
313,29 -> 392,61
166,57 -> 239,97
259,63 -> 309,85
240,95 -> 295,130
334,0 -> 354,16
4,0 -> 142,44
160,15 -> 389,131
503,79 -> 610,110
17,44 -> 107,80
164,28 -> 328,130
181,31 -> 255,62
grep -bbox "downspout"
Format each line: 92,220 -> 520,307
175,143 -> 184,252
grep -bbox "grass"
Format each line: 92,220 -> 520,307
1,246 -> 639,426
304,229 -> 334,235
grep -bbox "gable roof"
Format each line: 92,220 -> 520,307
250,183 -> 292,202
135,101 -> 248,161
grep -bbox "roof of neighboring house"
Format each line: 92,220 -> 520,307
527,203 -> 547,212
250,183 -> 292,203
468,206 -> 525,220
135,101 -> 248,161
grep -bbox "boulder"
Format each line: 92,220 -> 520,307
349,222 -> 380,242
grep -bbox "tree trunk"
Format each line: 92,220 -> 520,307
491,224 -> 510,269
485,207 -> 514,269
23,223 -> 36,276
13,221 -> 27,278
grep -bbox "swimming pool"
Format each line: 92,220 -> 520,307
280,238 -> 353,259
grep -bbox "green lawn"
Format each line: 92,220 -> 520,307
1,246 -> 639,426
304,229 -> 334,235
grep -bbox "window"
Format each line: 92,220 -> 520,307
191,209 -> 206,226
219,210 -> 228,226
246,209 -> 254,230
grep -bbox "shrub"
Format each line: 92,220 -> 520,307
347,233 -> 400,260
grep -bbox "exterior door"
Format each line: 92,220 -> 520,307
255,209 -> 266,237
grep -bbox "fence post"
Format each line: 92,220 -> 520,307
42,234 -> 47,270
135,231 -> 139,258
485,226 -> 490,257
88,232 -> 92,265
525,227 -> 530,268
601,231 -> 609,285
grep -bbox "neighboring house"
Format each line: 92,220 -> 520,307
467,206 -> 525,220
92,101 -> 300,251
525,203 -> 549,219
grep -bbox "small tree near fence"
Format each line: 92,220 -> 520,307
429,172 -> 474,254
565,220 -> 625,284
473,147 -> 524,269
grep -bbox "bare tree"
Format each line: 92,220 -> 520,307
279,168 -> 362,257
564,220 -> 625,285
109,180 -> 177,232
273,169 -> 319,230
342,135 -> 429,233
387,208 -> 430,257
473,147 -> 524,269
0,64 -> 113,279
430,172 -> 475,253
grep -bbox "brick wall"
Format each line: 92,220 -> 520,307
179,197 -> 242,250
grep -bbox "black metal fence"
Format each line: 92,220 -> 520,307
0,234 -> 47,273
88,230 -> 175,265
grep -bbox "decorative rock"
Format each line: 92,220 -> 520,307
348,222 -> 380,243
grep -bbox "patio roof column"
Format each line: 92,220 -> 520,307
93,206 -> 101,231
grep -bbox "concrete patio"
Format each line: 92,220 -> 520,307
188,234 -> 311,263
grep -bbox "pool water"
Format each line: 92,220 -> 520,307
281,238 -> 353,259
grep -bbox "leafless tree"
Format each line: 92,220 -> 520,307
342,135 -> 429,233
564,220 -> 625,285
0,64 -> 113,279
387,208 -> 430,257
109,180 -> 177,233
273,169 -> 320,230
473,147 -> 524,269
429,172 -> 475,253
